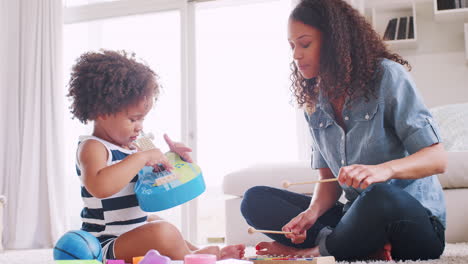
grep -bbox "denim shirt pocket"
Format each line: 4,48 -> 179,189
353,103 -> 385,144
354,102 -> 380,122
350,102 -> 390,164
309,109 -> 334,130
307,109 -> 335,160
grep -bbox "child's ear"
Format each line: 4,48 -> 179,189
96,114 -> 108,121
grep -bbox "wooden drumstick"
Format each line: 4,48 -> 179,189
282,178 -> 338,188
248,227 -> 292,235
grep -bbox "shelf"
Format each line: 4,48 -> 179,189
384,38 -> 418,49
370,1 -> 418,49
434,0 -> 468,22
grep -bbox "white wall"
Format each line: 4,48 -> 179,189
399,1 -> 468,108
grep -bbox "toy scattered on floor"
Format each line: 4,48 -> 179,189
245,256 -> 335,264
106,260 -> 125,264
139,249 -> 171,264
53,230 -> 103,261
133,256 -> 144,264
184,254 -> 216,264
134,133 -> 205,212
55,261 -> 102,264
132,250 -> 170,264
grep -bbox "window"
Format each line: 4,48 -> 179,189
63,0 -> 117,7
194,0 -> 296,243
63,11 -> 182,229
63,0 -> 298,242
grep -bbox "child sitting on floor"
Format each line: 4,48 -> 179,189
67,49 -> 245,263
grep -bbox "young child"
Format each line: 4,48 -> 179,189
67,50 -> 245,263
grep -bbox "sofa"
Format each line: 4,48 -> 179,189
223,103 -> 468,246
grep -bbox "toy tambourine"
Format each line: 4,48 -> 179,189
134,134 -> 205,212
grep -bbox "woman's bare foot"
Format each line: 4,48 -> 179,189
367,243 -> 392,261
220,244 -> 246,259
255,242 -> 320,257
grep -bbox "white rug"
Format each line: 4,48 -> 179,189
1,243 -> 468,264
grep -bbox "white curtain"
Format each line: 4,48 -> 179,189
0,1 -> 8,201
0,0 -> 69,249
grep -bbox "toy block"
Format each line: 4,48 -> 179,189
55,260 -> 102,264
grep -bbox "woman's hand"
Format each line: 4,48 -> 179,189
282,208 -> 318,244
338,164 -> 394,189
164,134 -> 193,163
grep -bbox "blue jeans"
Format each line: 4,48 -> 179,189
241,184 -> 445,261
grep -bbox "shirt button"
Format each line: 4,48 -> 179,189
319,122 -> 323,127
344,116 -> 349,121
341,159 -> 345,165
365,114 -> 370,120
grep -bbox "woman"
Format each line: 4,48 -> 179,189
240,0 -> 447,261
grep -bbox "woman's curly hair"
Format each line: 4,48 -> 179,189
67,50 -> 159,124
289,0 -> 410,111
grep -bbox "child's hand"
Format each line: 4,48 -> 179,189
163,134 -> 193,163
141,148 -> 174,172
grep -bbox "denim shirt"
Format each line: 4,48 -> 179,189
304,59 -> 446,227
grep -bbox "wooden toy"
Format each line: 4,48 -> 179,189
282,179 -> 338,189
247,227 -> 292,235
245,256 -> 335,264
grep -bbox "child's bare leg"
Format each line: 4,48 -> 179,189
185,240 -> 199,251
148,215 -> 199,251
114,221 -> 194,262
145,217 -> 204,255
114,220 -> 244,261
193,245 -> 221,257
148,214 -> 199,251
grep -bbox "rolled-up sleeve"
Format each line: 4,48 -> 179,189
311,146 -> 328,169
383,63 -> 442,155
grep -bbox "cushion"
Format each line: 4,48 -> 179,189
431,103 -> 468,151
438,152 -> 468,189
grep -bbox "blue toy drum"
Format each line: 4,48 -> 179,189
135,152 -> 205,212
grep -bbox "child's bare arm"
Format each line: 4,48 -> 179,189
78,140 -> 173,198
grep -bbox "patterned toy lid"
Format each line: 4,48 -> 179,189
135,152 -> 205,212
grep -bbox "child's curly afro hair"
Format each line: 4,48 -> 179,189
67,50 -> 159,124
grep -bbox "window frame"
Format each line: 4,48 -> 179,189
64,0 -> 200,241
63,0 -> 294,242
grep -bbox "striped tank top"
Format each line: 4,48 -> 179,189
76,136 -> 147,244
